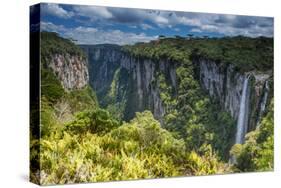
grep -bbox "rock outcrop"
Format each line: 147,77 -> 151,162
47,54 -> 89,90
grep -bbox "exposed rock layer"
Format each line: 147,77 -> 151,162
47,54 -> 89,90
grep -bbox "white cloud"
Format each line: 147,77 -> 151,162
42,3 -> 73,19
41,4 -> 273,37
154,16 -> 169,25
40,21 -> 67,33
40,22 -> 157,45
73,6 -> 113,20
40,22 -> 66,33
64,27 -> 157,45
190,28 -> 202,33
140,23 -> 154,30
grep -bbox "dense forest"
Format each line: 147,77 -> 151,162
30,32 -> 273,185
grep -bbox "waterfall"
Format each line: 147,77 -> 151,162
235,75 -> 251,144
257,81 -> 269,124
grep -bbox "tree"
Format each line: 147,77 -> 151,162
65,109 -> 119,135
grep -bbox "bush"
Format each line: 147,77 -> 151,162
65,86 -> 98,112
41,69 -> 65,103
35,111 -> 212,185
65,109 -> 119,135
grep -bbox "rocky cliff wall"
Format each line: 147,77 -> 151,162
81,45 -> 272,133
47,53 -> 89,90
81,45 -> 177,121
195,57 -> 272,132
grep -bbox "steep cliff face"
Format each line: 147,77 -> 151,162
120,56 -> 177,120
40,32 -> 89,91
81,45 -> 272,139
81,45 -> 177,121
80,45 -> 122,97
194,57 -> 272,134
47,54 -> 89,90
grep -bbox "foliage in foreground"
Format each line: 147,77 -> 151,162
31,111 -> 229,185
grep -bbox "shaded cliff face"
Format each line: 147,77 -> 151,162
80,45 -> 122,98
120,56 -> 177,121
194,57 -> 272,132
46,54 -> 89,90
81,45 -> 177,121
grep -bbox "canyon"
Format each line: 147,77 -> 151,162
80,44 -> 272,144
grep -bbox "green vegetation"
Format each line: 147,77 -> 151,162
101,68 -> 128,121
65,109 -> 119,135
123,36 -> 273,72
31,32 -> 274,185
41,69 -> 65,103
64,86 -> 98,113
231,100 -> 274,171
31,111 -> 229,185
127,43 -> 237,160
121,35 -> 273,161
41,32 -> 85,61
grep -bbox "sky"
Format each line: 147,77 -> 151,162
35,3 -> 274,45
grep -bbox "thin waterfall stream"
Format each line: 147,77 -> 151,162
235,75 -> 251,144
